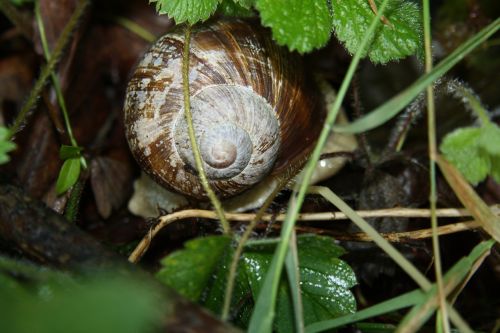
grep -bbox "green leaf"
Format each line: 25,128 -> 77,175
201,245 -> 254,327
441,123 -> 500,185
241,236 -> 357,331
56,158 -> 81,194
479,123 -> 500,155
156,234 -> 356,330
440,127 -> 489,184
59,145 -> 83,160
256,0 -> 332,53
233,0 -> 255,8
0,126 -> 16,164
156,235 -> 232,301
218,0 -> 255,17
277,235 -> 357,330
243,247 -> 355,332
330,0 -> 422,63
150,0 -> 220,24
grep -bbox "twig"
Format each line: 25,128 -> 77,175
127,205 -> 498,263
284,220 -> 480,242
181,25 -> 230,234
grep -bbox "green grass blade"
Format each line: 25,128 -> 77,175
422,0 -> 449,331
334,17 -> 500,134
396,239 -> 494,333
285,231 -> 305,333
310,186 -> 430,289
305,290 -> 425,333
396,258 -> 470,333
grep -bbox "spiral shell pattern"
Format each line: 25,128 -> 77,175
124,20 -> 324,198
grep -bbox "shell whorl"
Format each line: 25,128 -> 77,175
124,19 -> 324,199
174,84 -> 280,182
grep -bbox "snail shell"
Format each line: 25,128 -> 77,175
124,19 -> 324,199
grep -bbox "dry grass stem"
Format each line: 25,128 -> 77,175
127,205 -> 497,263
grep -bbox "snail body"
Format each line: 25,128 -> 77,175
125,20 -> 324,199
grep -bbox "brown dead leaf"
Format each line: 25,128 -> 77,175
90,156 -> 132,218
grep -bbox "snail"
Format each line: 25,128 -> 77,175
124,19 -> 357,216
125,19 -> 324,199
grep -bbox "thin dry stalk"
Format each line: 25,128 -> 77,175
127,206 -> 497,263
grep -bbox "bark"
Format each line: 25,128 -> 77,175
0,184 -> 239,333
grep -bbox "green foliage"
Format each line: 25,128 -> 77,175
479,123 -> 500,155
246,236 -> 357,332
156,235 -> 232,301
256,0 -> 332,53
59,144 -> 83,160
217,0 -> 255,17
56,157 -> 81,194
233,0 -> 255,8
155,234 -> 357,330
330,0 -> 423,63
150,0 -> 220,24
440,124 -> 500,184
150,0 -> 423,61
55,145 -> 86,195
0,126 -> 16,164
440,81 -> 500,185
0,256 -> 163,333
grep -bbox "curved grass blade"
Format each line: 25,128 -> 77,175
334,18 -> 500,134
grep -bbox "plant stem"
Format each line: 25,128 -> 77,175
64,177 -> 85,222
114,16 -> 156,43
35,0 -> 87,169
423,1 -> 449,332
181,25 -> 230,235
8,0 -> 90,139
454,84 -> 491,126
